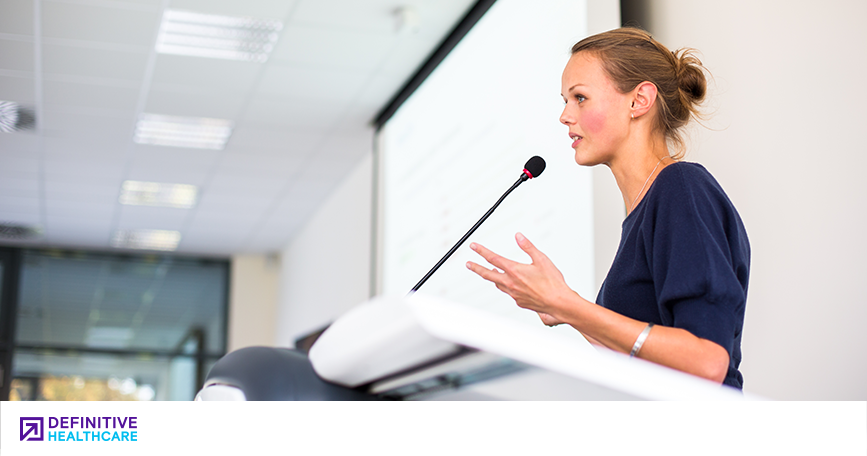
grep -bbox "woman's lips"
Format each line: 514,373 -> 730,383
571,135 -> 583,148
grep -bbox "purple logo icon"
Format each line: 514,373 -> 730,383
20,417 -> 44,441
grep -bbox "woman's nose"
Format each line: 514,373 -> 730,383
559,106 -> 573,125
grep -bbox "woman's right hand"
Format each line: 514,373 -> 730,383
537,312 -> 564,326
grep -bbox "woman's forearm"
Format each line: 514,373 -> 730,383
554,291 -> 729,384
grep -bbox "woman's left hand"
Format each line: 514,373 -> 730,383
466,232 -> 573,319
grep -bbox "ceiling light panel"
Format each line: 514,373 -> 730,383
119,180 -> 198,209
134,113 -> 233,150
156,9 -> 283,62
111,229 -> 181,251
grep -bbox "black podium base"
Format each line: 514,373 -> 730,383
200,346 -> 376,401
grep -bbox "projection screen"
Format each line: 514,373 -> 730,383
376,0 -> 596,335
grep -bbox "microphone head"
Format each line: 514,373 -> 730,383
523,156 -> 546,179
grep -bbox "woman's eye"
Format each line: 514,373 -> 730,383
576,95 -> 586,103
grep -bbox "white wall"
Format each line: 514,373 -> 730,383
641,0 -> 867,399
275,152 -> 373,346
228,254 -> 280,351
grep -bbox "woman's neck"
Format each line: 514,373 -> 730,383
607,135 -> 672,215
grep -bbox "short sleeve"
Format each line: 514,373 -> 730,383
643,166 -> 747,355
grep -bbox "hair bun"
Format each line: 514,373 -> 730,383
673,48 -> 707,103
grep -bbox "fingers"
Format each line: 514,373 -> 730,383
469,242 -> 513,271
465,260 -> 503,284
515,232 -> 545,264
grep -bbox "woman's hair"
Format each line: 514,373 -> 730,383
571,27 -> 707,157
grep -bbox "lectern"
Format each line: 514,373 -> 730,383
197,294 -> 748,401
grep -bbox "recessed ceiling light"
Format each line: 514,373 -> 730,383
120,180 -> 198,209
111,229 -> 181,251
156,9 -> 283,62
134,113 -> 233,150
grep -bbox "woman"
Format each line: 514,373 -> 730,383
466,28 -> 749,389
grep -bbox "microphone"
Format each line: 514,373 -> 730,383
409,156 -> 546,293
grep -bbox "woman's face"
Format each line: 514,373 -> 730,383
560,52 -> 633,166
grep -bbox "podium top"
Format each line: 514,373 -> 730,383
309,294 -> 750,400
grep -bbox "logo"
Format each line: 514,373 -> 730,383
20,417 -> 44,441
18,416 -> 139,442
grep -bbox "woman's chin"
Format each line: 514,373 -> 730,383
573,150 -> 601,167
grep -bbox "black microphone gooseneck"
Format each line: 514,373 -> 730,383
409,156 -> 546,293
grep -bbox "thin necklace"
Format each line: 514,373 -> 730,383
630,157 -> 665,212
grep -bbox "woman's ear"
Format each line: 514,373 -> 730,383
631,81 -> 658,119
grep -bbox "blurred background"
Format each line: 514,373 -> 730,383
1,0 -> 865,401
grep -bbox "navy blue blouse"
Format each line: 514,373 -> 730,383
596,162 -> 750,389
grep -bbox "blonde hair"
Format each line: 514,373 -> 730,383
571,27 -> 707,158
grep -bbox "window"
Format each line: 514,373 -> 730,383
4,248 -> 228,401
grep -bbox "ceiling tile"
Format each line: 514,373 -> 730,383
44,157 -> 126,181
290,0 -> 474,37
0,155 -> 39,177
269,25 -> 396,71
41,2 -> 161,46
290,0 -> 397,33
188,210 -> 263,230
194,193 -> 272,213
0,195 -> 39,214
0,178 -> 39,198
245,230 -> 297,252
183,221 -> 260,246
43,222 -> 112,245
151,54 -> 262,92
45,215 -> 113,232
0,0 -> 34,36
46,171 -> 123,187
224,126 -> 321,153
144,89 -> 246,120
44,179 -> 120,203
42,127 -> 131,147
205,173 -> 287,199
42,43 -> 149,81
42,80 -> 140,111
215,150 -> 307,179
0,75 -> 35,104
247,216 -> 302,244
0,39 -> 35,72
43,136 -> 129,161
45,199 -> 115,219
41,109 -> 135,141
0,133 -> 40,154
242,97 -> 342,132
105,0 -> 165,7
256,64 -> 369,102
169,0 -> 298,20
0,211 -> 40,225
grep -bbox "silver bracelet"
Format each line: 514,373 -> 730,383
629,323 -> 655,358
